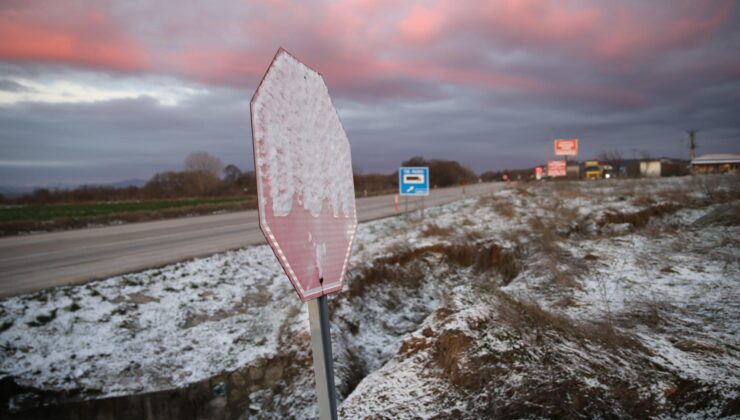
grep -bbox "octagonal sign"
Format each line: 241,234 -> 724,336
250,48 -> 357,302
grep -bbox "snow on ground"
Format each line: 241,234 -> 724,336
1,175 -> 739,418
0,245 -> 300,397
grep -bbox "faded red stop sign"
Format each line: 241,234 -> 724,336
250,49 -> 357,302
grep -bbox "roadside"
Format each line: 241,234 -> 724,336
1,176 -> 737,418
0,196 -> 257,237
0,184 -> 495,298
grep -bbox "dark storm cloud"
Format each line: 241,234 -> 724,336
0,88 -> 255,186
1,0 -> 739,186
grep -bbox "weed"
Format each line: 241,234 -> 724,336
66,302 -> 81,312
120,277 -> 140,287
495,293 -> 648,352
632,195 -> 655,208
475,243 -> 521,284
30,293 -> 48,303
346,242 -> 521,299
492,199 -> 516,218
0,319 -> 13,332
26,309 -> 57,327
431,330 -> 473,387
420,223 -> 454,237
600,203 -> 681,229
515,184 -> 532,197
398,336 -> 430,356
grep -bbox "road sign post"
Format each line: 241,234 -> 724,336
399,167 -> 429,221
307,296 -> 338,420
251,48 -> 357,420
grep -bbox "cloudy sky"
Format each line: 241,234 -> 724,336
1,0 -> 739,187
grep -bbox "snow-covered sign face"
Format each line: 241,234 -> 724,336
251,48 -> 357,302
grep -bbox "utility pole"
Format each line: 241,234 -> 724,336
687,129 -> 698,161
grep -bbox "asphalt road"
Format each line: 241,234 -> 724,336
0,183 -> 501,297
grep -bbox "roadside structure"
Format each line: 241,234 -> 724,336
691,153 -> 740,174
640,160 -> 662,178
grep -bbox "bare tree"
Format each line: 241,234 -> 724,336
597,150 -> 623,169
185,151 -> 223,177
184,152 -> 223,196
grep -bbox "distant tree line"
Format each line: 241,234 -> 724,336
0,150 -> 690,206
6,152 -> 257,205
4,154 -> 480,205
353,156 -> 478,195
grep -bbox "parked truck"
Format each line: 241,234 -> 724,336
584,160 -> 602,180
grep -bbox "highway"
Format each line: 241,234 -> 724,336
0,183 -> 500,298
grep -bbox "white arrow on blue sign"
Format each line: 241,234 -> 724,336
399,167 -> 429,196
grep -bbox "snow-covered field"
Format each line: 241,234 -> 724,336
1,175 -> 739,418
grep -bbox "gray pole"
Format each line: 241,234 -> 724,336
687,129 -> 698,161
307,295 -> 338,420
404,196 -> 408,221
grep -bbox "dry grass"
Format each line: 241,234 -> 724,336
430,330 -> 473,387
398,336 -> 431,356
424,293 -> 661,418
632,194 -> 656,208
346,242 -> 521,300
525,216 -> 587,289
420,223 -> 455,238
476,243 -> 521,285
495,293 -> 649,352
527,217 -> 563,257
493,200 -> 516,218
600,203 -> 681,229
514,184 -> 532,197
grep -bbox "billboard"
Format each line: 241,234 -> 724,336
547,160 -> 566,177
554,139 -> 578,156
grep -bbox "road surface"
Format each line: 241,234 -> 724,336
0,183 -> 501,297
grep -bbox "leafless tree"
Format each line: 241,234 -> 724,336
185,151 -> 223,177
184,152 -> 223,196
597,150 -> 623,169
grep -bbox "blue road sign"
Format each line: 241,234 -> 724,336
399,167 -> 429,196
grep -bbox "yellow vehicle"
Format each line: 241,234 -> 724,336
584,160 -> 603,180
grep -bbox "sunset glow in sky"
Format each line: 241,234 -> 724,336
1,0 -> 739,186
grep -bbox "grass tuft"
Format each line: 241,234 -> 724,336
26,309 -> 58,327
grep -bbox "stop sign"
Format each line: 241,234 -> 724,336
250,48 -> 357,302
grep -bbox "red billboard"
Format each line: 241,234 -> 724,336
554,139 -> 578,156
548,160 -> 567,177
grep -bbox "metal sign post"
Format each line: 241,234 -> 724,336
307,295 -> 338,420
399,167 -> 429,222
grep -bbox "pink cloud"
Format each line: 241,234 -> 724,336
398,4 -> 447,43
0,0 -> 735,107
0,8 -> 149,73
591,1 -> 732,61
